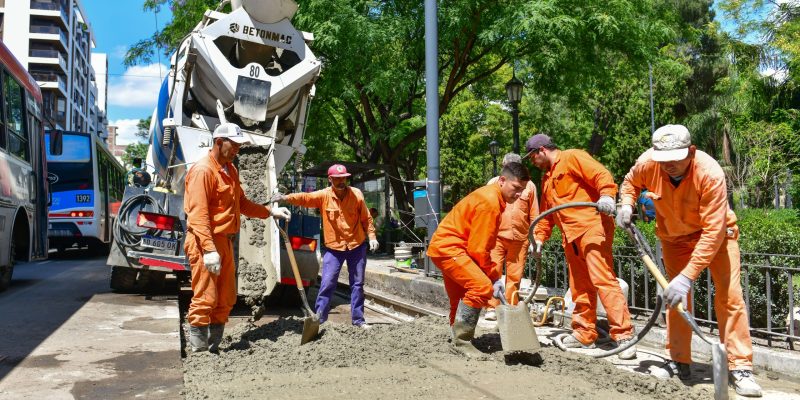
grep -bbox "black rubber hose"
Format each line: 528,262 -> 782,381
523,202 -> 663,358
114,193 -> 165,249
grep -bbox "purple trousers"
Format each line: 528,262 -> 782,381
315,242 -> 367,325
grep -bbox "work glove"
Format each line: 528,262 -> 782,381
492,279 -> 506,300
530,240 -> 543,259
369,239 -> 380,252
203,251 -> 221,275
664,273 -> 693,307
616,204 -> 633,229
271,206 -> 292,222
596,195 -> 616,216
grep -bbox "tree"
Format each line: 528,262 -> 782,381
136,116 -> 152,140
122,142 -> 148,169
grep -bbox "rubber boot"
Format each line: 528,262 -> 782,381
208,324 -> 224,354
451,300 -> 483,358
188,325 -> 209,353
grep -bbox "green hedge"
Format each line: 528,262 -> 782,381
531,209 -> 800,333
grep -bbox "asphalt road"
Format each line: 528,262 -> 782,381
0,249 -> 183,399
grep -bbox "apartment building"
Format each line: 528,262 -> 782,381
0,0 -> 108,139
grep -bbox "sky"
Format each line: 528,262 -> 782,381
82,1 -> 171,145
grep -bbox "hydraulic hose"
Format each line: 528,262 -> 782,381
524,202 -> 663,358
114,192 -> 166,250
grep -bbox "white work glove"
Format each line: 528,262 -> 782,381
616,204 -> 633,229
269,192 -> 287,203
369,239 -> 379,252
596,195 -> 616,216
530,240 -> 543,259
664,273 -> 693,307
203,251 -> 221,275
271,206 -> 291,222
492,279 -> 506,300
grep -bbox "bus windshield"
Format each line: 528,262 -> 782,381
45,133 -> 93,193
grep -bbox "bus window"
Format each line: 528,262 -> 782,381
0,71 -> 5,150
45,133 -> 93,194
4,74 -> 28,161
45,133 -> 90,162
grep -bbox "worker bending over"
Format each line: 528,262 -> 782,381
185,123 -> 291,353
618,124 -> 761,397
274,164 -> 378,328
527,133 -> 637,360
427,162 -> 530,356
484,153 -> 539,321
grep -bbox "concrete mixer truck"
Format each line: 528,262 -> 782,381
106,0 -> 322,308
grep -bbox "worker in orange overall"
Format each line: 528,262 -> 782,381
618,124 -> 762,397
483,153 -> 539,321
527,133 -> 637,360
273,163 -> 379,328
184,123 -> 291,353
427,162 -> 530,357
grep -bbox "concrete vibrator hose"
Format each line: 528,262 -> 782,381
525,202 -> 663,358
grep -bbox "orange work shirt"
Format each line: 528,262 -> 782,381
285,186 -> 376,251
487,177 -> 539,242
620,149 -> 736,280
534,149 -> 618,244
427,184 -> 506,281
184,153 -> 271,253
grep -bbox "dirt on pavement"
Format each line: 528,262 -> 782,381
182,316 -> 712,399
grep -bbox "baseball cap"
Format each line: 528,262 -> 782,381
213,123 -> 252,144
525,133 -> 553,155
327,164 -> 351,178
651,124 -> 691,162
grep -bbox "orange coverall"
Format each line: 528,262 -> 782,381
485,178 -> 539,306
620,148 -> 753,370
427,185 -> 505,324
184,153 -> 271,327
284,187 -> 377,250
534,149 -> 634,344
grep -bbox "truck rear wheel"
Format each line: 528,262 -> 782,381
110,266 -> 167,293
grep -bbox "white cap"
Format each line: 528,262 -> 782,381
213,123 -> 252,144
651,124 -> 691,162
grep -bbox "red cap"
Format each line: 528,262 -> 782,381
327,164 -> 351,178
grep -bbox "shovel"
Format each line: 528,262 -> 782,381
495,287 -> 541,353
276,222 -> 320,345
627,226 -> 728,400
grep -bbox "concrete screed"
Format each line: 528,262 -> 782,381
183,316 -> 714,400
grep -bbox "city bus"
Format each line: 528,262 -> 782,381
45,130 -> 125,255
0,42 -> 50,292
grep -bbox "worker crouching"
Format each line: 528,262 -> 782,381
427,162 -> 530,357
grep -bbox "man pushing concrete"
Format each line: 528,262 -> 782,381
427,162 -> 530,356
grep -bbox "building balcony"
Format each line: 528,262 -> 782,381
28,49 -> 68,73
29,25 -> 70,52
31,72 -> 67,96
30,1 -> 70,29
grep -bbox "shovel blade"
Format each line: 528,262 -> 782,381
496,303 -> 541,353
711,343 -> 729,400
300,315 -> 320,345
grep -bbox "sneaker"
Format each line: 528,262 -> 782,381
560,334 -> 596,349
484,309 -> 497,321
354,323 -> 371,330
616,337 -> 637,360
651,360 -> 692,380
730,369 -> 762,397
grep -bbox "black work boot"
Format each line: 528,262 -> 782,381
208,324 -> 224,354
188,325 -> 209,353
451,300 -> 483,358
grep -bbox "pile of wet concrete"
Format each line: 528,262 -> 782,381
182,316 -> 712,399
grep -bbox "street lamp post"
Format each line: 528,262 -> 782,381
505,71 -> 524,154
489,139 -> 500,177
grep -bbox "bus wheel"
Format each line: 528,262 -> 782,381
0,265 -> 12,292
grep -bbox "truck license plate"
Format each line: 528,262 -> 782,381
141,235 -> 178,251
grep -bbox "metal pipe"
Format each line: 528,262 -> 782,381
424,0 -> 440,267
